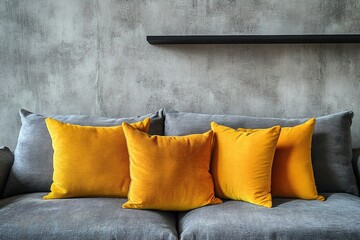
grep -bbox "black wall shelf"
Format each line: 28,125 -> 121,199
147,34 -> 360,44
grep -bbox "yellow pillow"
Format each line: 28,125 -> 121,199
43,118 -> 150,199
238,119 -> 324,200
211,122 -> 281,208
122,122 -> 222,211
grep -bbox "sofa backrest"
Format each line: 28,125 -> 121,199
2,109 -> 165,198
3,108 -> 359,198
164,108 -> 359,196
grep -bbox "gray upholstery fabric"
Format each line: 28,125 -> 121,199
178,193 -> 360,240
0,146 -> 13,197
3,109 -> 165,197
0,193 -> 178,240
164,109 -> 358,195
353,148 -> 360,193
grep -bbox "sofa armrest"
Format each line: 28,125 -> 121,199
0,146 -> 14,197
353,148 -> 360,194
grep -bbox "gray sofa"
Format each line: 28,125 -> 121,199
1,108 -> 360,240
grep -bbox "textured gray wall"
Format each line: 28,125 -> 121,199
1,0 -> 360,150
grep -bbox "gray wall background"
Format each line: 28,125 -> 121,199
1,0 -> 360,150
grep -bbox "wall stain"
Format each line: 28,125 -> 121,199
94,0 -> 106,116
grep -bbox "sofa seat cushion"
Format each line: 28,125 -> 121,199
0,193 -> 178,240
178,193 -> 360,240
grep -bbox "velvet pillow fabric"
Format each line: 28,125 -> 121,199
44,118 -> 150,199
238,119 -> 324,200
122,122 -> 222,211
211,122 -> 281,207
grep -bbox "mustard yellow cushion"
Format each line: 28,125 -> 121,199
43,118 -> 150,199
122,122 -> 222,211
211,122 -> 281,208
238,119 -> 324,201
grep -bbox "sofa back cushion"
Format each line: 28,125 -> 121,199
164,109 -> 358,196
2,109 -> 164,198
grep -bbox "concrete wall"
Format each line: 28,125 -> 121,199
1,0 -> 360,150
